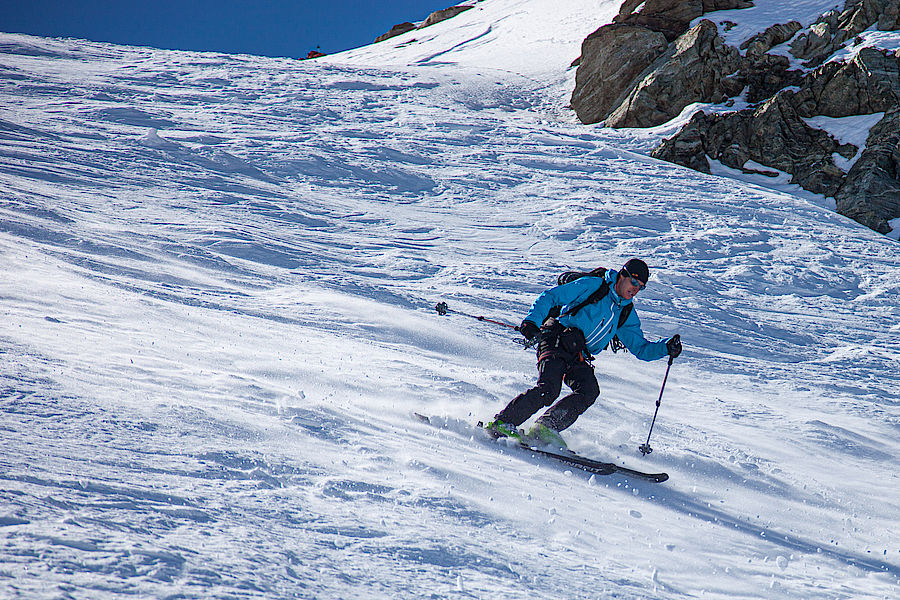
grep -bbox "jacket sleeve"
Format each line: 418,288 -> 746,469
523,277 -> 601,326
615,307 -> 668,362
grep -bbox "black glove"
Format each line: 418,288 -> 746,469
666,334 -> 682,359
519,320 -> 540,341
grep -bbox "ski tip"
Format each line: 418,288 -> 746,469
651,473 -> 669,483
413,412 -> 430,424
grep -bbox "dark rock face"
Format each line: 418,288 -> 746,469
614,0 -> 705,42
740,21 -> 802,57
613,0 -> 756,41
573,0 -> 900,234
744,94 -> 856,196
570,24 -> 669,125
649,111 -> 714,173
422,6 -> 474,28
835,109 -> 900,233
572,2 -> 752,127
791,0 -> 900,66
375,5 -> 474,43
375,22 -> 416,43
702,0 -> 755,10
737,53 -> 805,104
605,20 -> 743,128
793,48 -> 900,118
652,92 -> 857,196
788,10 -> 842,63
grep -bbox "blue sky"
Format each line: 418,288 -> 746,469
1,0 -> 462,58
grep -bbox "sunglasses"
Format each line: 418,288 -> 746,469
626,273 -> 646,291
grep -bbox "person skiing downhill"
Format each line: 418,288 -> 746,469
487,259 -> 682,447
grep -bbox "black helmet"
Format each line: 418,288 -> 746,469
621,258 -> 649,285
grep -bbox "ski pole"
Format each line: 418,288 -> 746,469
434,301 -> 520,330
639,355 -> 673,456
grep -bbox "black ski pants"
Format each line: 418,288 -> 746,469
496,354 -> 600,432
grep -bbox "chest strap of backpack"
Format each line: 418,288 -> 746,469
561,279 -> 634,352
562,280 -> 611,318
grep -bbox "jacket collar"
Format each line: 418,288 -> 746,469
607,270 -> 633,307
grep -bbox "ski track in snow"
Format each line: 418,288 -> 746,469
1,12 -> 899,600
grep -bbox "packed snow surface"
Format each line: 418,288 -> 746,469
1,0 -> 899,598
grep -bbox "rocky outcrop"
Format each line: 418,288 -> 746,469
792,0 -> 900,65
574,0 -> 900,234
376,5 -> 473,43
652,91 -> 857,196
835,109 -> 900,233
612,0 -> 754,41
614,0 -> 705,42
572,1 -> 756,126
737,53 -> 805,104
422,6 -> 474,28
375,22 -> 416,43
570,25 -> 669,125
792,47 -> 900,117
605,20 -> 743,128
702,0 -> 755,10
740,21 -> 802,57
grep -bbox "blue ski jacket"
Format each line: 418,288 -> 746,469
524,269 -> 668,361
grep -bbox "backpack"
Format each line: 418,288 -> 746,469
551,267 -> 633,352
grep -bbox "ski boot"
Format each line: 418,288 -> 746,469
484,419 -> 524,442
526,422 -> 568,450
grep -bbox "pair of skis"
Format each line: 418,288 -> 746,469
414,413 -> 668,483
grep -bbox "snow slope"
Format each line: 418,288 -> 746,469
338,0 -> 621,80
1,1 -> 899,598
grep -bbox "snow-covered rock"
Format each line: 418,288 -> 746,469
586,0 -> 900,233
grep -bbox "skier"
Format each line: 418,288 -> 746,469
487,259 -> 681,447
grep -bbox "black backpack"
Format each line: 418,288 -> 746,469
551,267 -> 633,352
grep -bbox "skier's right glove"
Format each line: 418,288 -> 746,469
666,334 -> 682,359
519,320 -> 540,341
